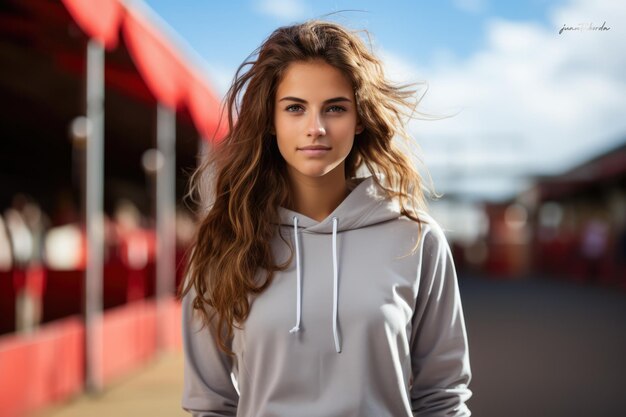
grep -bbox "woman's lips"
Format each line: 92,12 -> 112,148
298,145 -> 331,156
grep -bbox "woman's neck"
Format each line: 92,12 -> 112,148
286,165 -> 349,222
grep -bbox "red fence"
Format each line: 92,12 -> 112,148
0,297 -> 182,417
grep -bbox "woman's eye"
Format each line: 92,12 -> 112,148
284,104 -> 346,113
286,104 -> 304,112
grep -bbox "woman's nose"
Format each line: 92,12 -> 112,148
307,114 -> 326,137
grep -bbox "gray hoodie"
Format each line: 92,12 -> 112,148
181,175 -> 472,416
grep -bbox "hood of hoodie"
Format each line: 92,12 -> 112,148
275,175 -> 402,234
271,174 -> 408,353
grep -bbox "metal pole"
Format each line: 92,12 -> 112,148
156,103 -> 176,351
85,39 -> 105,394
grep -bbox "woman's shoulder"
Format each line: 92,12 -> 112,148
398,209 -> 452,253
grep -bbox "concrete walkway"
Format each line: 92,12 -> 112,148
30,352 -> 188,417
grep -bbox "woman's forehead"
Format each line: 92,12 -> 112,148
276,60 -> 354,100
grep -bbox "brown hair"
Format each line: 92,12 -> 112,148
178,19 -> 435,354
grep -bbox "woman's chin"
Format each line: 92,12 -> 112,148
290,164 -> 343,180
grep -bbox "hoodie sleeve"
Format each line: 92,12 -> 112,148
409,224 -> 472,416
181,286 -> 239,417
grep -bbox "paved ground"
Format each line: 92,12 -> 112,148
460,273 -> 626,417
30,273 -> 626,417
30,352 -> 188,417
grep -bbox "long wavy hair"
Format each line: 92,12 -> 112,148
178,19 -> 436,355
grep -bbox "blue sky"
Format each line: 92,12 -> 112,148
141,0 -> 625,203
144,0 -> 565,81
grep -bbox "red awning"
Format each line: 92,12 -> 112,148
60,0 -> 227,142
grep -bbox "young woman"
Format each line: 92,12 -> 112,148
179,19 -> 472,417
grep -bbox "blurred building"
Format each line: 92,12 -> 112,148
0,1 -> 224,414
526,140 -> 626,287
0,0 -> 227,333
0,0 -> 222,217
444,139 -> 626,286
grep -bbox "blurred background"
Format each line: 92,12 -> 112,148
0,0 -> 624,416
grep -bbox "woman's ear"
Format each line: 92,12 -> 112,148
355,122 -> 364,135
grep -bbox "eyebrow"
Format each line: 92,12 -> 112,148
278,96 -> 352,104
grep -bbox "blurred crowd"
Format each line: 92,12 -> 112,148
451,189 -> 626,289
533,199 -> 626,286
0,193 -> 196,336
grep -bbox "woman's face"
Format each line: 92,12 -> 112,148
273,60 -> 363,180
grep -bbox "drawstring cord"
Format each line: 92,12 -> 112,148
331,217 -> 341,353
288,216 -> 342,353
289,216 -> 302,334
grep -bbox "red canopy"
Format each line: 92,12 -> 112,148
61,0 -> 227,141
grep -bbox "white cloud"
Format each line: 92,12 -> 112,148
379,0 -> 626,200
254,0 -> 311,21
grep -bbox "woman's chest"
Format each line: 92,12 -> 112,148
238,227 -> 421,352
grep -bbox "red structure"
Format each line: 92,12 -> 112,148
528,141 -> 626,287
60,0 -> 227,140
465,141 -> 626,285
0,0 -> 224,415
